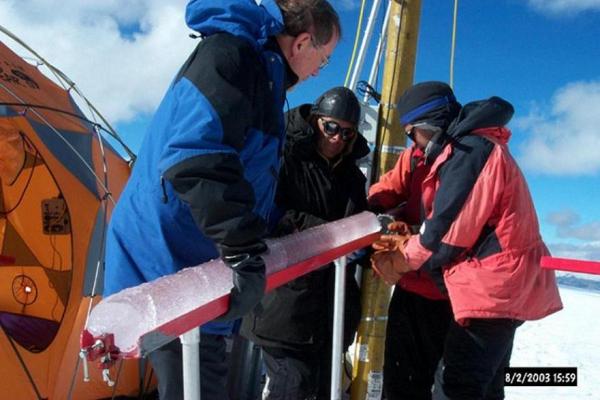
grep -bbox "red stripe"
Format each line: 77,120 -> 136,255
541,256 -> 600,275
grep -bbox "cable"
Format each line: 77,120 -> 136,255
357,81 -> 381,103
344,0 -> 368,87
449,0 -> 459,88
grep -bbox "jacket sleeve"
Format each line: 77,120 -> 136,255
368,148 -> 412,212
162,34 -> 269,249
271,156 -> 327,234
405,136 -> 501,275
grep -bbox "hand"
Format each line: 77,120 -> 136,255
370,220 -> 412,285
370,249 -> 411,285
215,242 -> 267,322
387,221 -> 411,235
372,221 -> 410,251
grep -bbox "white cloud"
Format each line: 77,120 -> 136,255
546,209 -> 600,258
515,80 -> 600,175
548,241 -> 600,260
334,0 -> 360,11
547,210 -> 581,227
0,0 -> 194,123
528,0 -> 600,14
560,221 -> 600,241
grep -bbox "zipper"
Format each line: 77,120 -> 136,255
160,176 -> 169,203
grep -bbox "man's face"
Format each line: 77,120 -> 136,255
287,30 -> 339,82
405,124 -> 434,149
316,116 -> 356,159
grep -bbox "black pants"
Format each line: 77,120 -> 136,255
432,318 -> 521,400
384,288 -> 453,400
261,346 -> 331,400
147,332 -> 228,400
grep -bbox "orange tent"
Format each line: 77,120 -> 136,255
0,36 -> 153,398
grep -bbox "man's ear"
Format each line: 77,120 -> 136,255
291,32 -> 312,57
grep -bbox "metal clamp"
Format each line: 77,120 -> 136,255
376,214 -> 395,234
102,367 -> 115,387
79,349 -> 90,382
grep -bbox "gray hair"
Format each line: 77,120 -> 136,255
276,0 -> 341,45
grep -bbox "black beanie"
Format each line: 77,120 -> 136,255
397,81 -> 461,130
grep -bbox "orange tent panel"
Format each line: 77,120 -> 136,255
1,38 -> 154,399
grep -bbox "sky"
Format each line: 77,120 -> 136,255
1,0 -> 599,262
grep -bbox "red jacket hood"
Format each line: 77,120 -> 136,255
472,126 -> 512,145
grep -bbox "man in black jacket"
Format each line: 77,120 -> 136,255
241,87 -> 369,399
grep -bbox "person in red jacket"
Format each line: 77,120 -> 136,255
371,81 -> 563,400
369,139 -> 452,398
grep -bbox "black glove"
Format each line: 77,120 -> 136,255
215,241 -> 267,322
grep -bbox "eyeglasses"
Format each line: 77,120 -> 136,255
404,122 -> 430,142
321,119 -> 356,141
310,36 -> 330,70
405,126 -> 416,142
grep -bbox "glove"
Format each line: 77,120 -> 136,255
370,248 -> 412,285
370,221 -> 412,285
372,221 -> 411,251
215,241 -> 267,322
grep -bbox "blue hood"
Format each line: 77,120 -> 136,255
185,0 -> 284,49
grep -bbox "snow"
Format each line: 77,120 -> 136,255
506,285 -> 600,399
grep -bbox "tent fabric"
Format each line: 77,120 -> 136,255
0,40 -> 151,398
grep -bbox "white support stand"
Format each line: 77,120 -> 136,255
180,327 -> 201,400
364,1 -> 392,102
330,255 -> 347,400
349,0 -> 384,91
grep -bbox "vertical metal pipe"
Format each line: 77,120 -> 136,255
180,327 -> 201,400
348,0 -> 384,91
364,1 -> 392,102
449,0 -> 459,88
352,1 -> 422,399
330,255 -> 348,400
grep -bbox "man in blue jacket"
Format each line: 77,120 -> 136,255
103,1 -> 340,398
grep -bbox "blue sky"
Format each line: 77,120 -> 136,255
2,0 -> 599,260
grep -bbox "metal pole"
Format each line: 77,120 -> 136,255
180,327 -> 201,400
330,255 -> 347,400
449,0 -> 459,88
364,1 -> 392,102
348,0 -> 384,91
352,1 -> 422,399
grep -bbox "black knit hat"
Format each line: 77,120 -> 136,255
397,81 -> 461,130
311,86 -> 361,126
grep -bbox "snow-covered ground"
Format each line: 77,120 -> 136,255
506,285 -> 600,399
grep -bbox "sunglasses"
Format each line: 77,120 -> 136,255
321,119 -> 356,141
